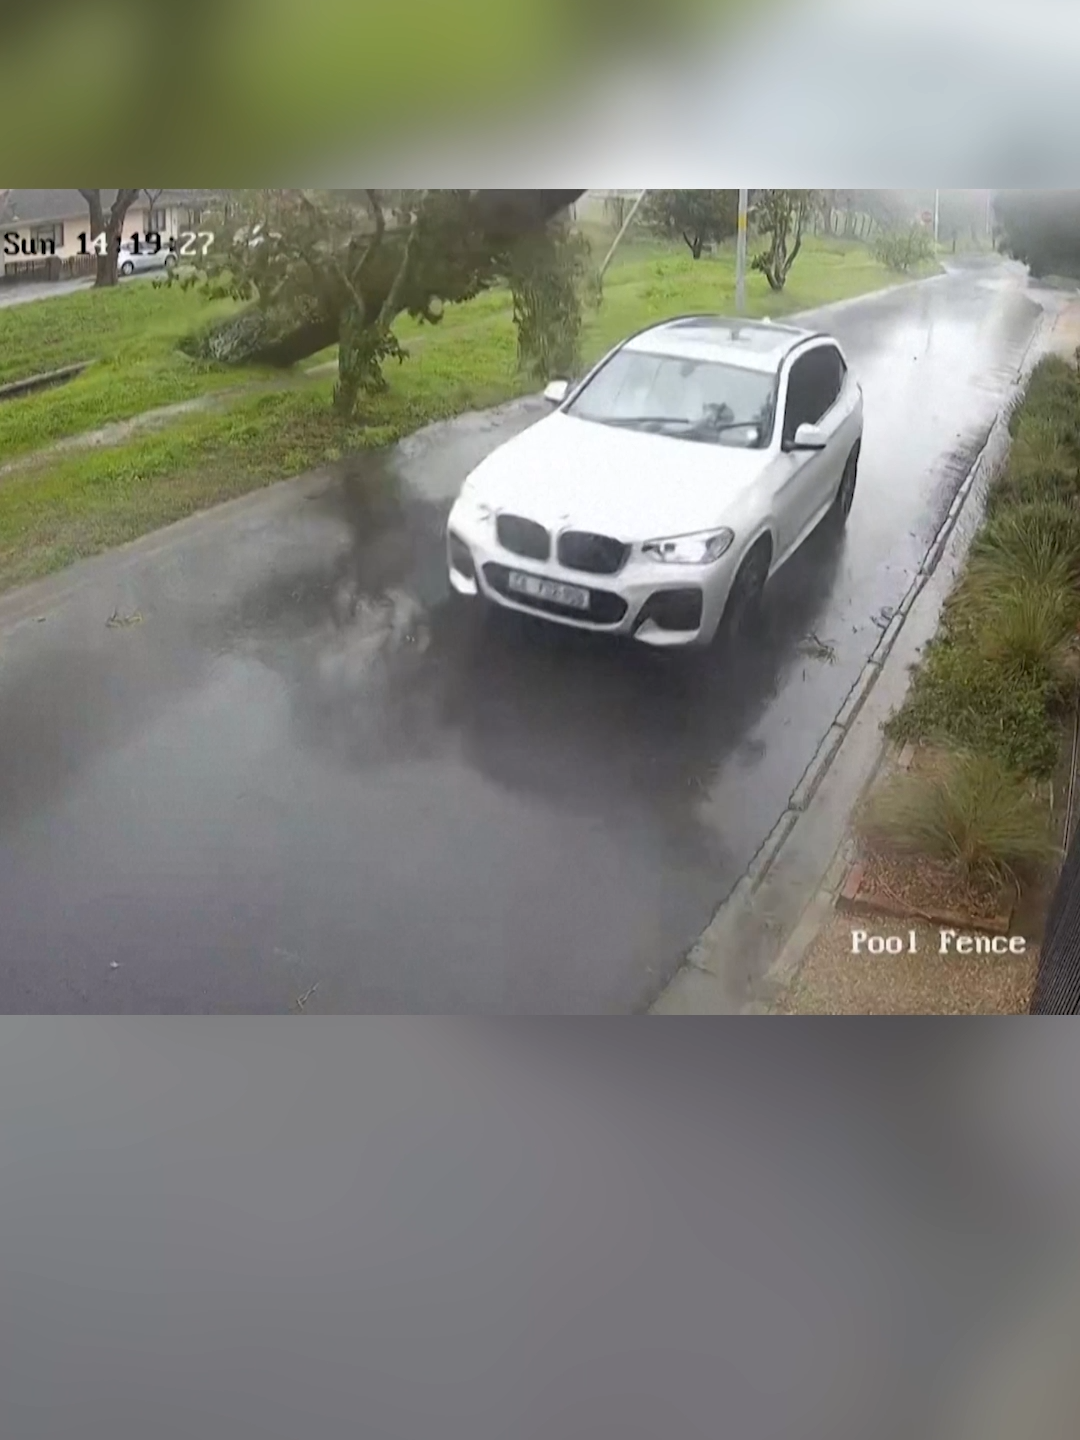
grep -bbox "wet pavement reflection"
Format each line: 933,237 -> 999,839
0,260 -> 1051,1011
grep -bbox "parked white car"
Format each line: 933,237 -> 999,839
118,242 -> 177,277
447,316 -> 863,648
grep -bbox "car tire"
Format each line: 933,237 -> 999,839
830,447 -> 860,528
720,542 -> 770,642
120,260 -> 134,276
163,253 -> 177,268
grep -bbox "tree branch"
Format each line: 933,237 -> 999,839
78,188 -> 104,231
364,189 -> 386,249
291,190 -> 381,326
377,190 -> 428,328
110,189 -> 140,228
346,189 -> 387,293
294,188 -> 355,304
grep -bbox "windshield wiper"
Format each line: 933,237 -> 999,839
601,417 -> 760,432
600,415 -> 686,426
684,420 -> 760,436
597,416 -> 699,431
601,416 -> 759,438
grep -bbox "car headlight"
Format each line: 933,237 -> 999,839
640,529 -> 735,565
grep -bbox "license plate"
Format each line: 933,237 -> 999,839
507,571 -> 590,611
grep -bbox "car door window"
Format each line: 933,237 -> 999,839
783,355 -> 816,444
784,348 -> 842,443
815,347 -> 844,418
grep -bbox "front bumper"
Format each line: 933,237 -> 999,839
446,509 -> 738,648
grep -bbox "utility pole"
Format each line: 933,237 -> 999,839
598,190 -> 649,281
735,188 -> 749,314
933,189 -> 940,245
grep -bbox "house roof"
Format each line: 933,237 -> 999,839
0,189 -> 218,224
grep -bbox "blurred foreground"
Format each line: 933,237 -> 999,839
0,1024 -> 1078,1437
4,0 -> 1080,178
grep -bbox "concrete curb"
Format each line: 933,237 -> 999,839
0,361 -> 92,401
651,305 -> 1052,1015
790,266 -> 950,322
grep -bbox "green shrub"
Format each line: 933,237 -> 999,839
986,468 -> 1077,514
873,225 -> 936,272
985,422 -> 1080,513
1010,356 -> 1080,440
861,750 -> 1059,885
886,634 -> 1062,777
1015,409 -> 1077,448
1010,414 -> 1077,475
974,581 -> 1080,693
888,354 -> 1080,787
970,500 -> 1080,585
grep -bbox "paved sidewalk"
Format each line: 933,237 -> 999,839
0,277 -> 92,308
1048,296 -> 1080,357
776,913 -> 1038,1014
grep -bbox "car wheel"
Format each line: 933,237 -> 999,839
120,260 -> 134,276
163,253 -> 177,268
831,448 -> 859,527
721,543 -> 770,641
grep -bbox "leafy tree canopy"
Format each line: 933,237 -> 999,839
174,189 -> 587,417
642,190 -> 739,259
751,190 -> 818,292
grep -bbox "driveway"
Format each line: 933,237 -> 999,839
0,260 -> 1049,1012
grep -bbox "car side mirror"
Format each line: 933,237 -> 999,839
787,422 -> 828,452
543,379 -> 570,405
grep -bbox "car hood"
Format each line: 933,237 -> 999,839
464,413 -> 768,539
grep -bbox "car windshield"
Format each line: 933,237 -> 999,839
565,349 -> 776,447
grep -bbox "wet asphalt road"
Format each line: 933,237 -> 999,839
0,260 -> 1048,1012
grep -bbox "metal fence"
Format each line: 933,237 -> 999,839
1030,774 -> 1080,1014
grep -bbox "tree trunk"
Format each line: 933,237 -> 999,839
98,217 -> 121,287
79,189 -> 140,287
179,306 -> 340,366
143,189 -> 164,237
334,302 -> 366,418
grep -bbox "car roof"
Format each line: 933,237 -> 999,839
622,315 -> 827,373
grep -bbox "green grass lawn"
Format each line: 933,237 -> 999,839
0,280 -> 279,462
0,235 -> 942,594
0,277 -> 241,384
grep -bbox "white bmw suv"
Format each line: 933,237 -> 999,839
447,316 -> 864,648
